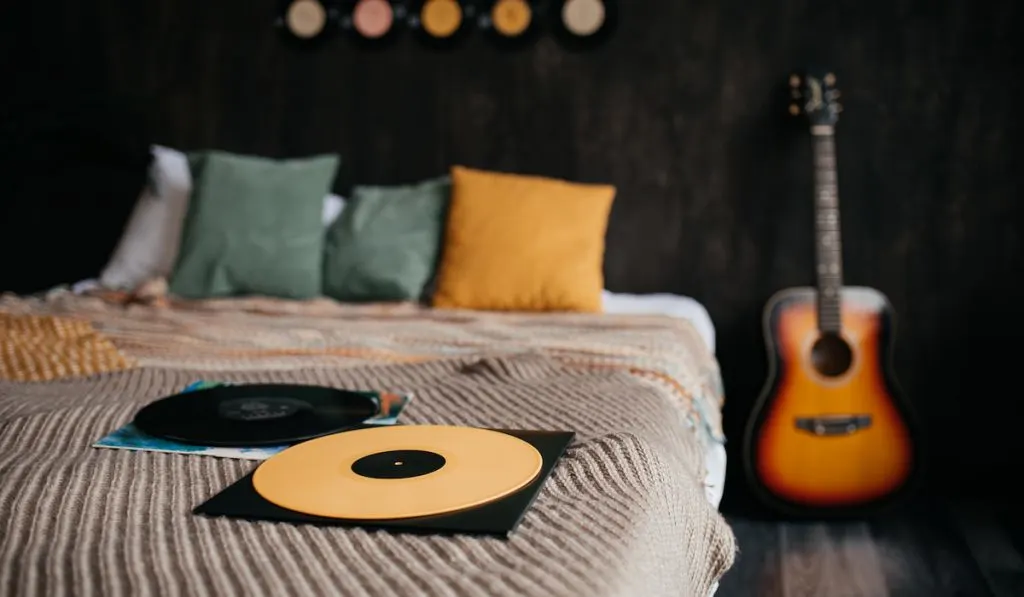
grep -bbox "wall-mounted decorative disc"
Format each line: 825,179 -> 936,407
561,0 -> 602,36
409,0 -> 471,48
287,0 -> 329,38
278,0 -> 339,45
351,0 -> 395,38
475,0 -> 540,47
491,0 -> 531,37
551,0 -> 616,48
421,0 -> 463,38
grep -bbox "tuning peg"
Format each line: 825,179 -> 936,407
825,73 -> 836,86
789,103 -> 801,115
835,103 -> 843,113
789,74 -> 801,87
827,90 -> 841,100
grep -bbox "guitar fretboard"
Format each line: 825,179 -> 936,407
812,127 -> 843,333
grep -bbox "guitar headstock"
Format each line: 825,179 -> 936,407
788,70 -> 842,128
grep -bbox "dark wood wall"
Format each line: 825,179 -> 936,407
2,0 -> 1021,503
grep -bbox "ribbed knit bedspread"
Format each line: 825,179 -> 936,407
0,291 -> 736,597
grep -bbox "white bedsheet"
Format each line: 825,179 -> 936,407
601,290 -> 716,355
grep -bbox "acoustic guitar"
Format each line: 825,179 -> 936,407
743,70 -> 921,517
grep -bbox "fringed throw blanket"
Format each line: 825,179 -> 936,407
0,290 -> 736,597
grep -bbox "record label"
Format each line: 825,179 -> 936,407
351,449 -> 447,479
252,425 -> 544,520
217,397 -> 307,422
133,384 -> 378,447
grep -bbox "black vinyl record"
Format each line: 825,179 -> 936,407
133,384 -> 379,447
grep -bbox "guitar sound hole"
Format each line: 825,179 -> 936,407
811,333 -> 853,377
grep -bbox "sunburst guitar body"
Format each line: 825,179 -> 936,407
744,70 -> 920,517
746,287 -> 919,516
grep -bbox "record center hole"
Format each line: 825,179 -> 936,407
394,461 -> 403,466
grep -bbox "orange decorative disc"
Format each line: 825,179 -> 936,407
491,0 -> 532,37
421,0 -> 463,38
492,0 -> 532,37
252,425 -> 544,520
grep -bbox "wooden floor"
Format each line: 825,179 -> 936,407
716,499 -> 1024,597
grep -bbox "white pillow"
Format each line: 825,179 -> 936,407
99,146 -> 346,291
322,193 -> 346,227
99,145 -> 192,291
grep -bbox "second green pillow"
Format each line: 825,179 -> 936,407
322,177 -> 450,302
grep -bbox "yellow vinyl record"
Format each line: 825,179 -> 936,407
252,425 -> 544,520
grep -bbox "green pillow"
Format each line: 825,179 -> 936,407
169,150 -> 340,299
322,176 -> 450,302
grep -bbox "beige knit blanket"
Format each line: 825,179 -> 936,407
0,290 -> 736,597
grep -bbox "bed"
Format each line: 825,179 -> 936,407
0,153 -> 737,597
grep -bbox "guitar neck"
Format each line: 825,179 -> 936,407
812,125 -> 843,334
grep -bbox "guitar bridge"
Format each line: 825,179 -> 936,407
795,414 -> 872,436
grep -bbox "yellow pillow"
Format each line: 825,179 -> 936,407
432,165 -> 616,312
